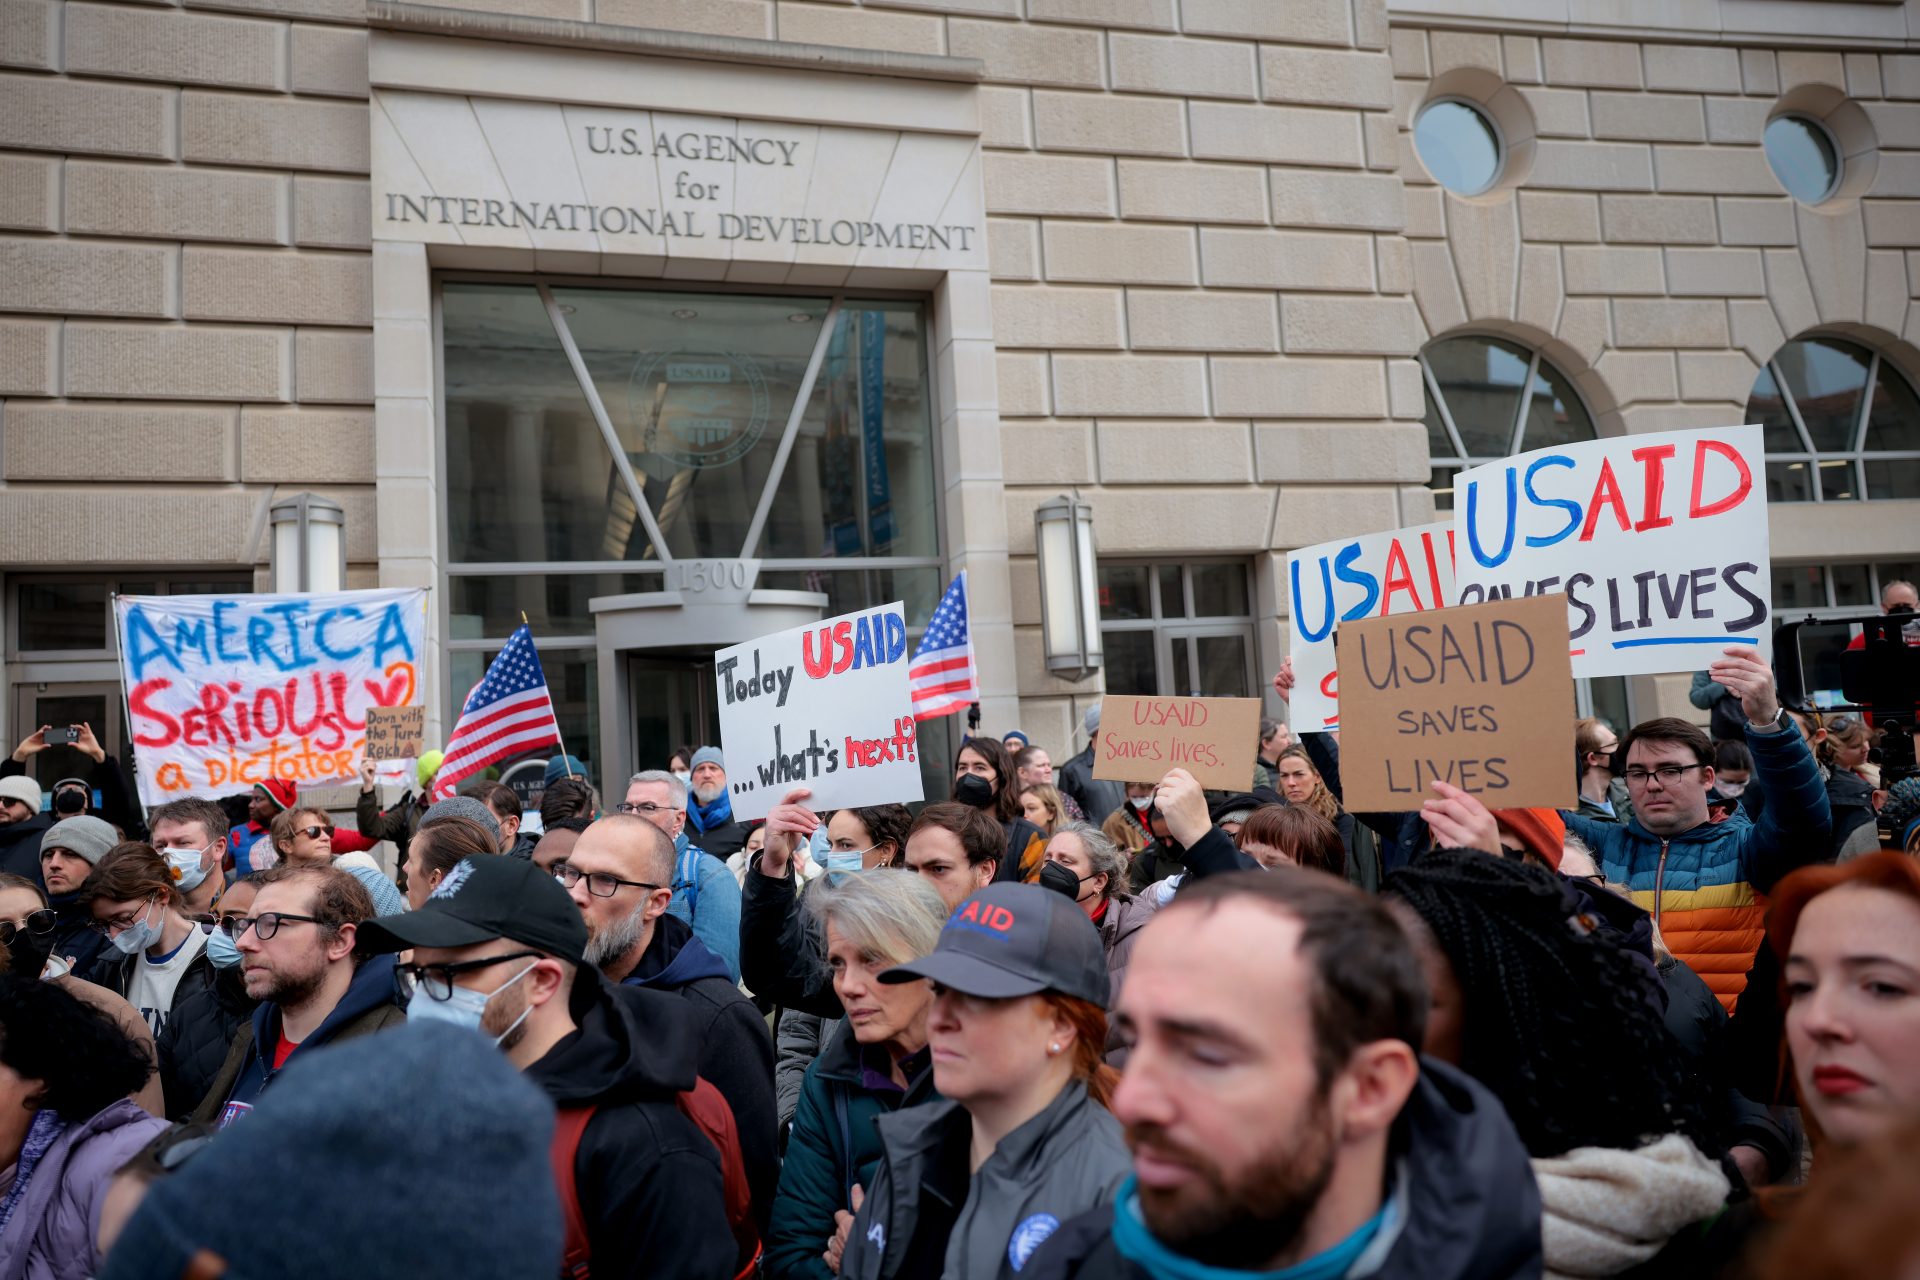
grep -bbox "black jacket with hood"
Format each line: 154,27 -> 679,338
1023,1059 -> 1544,1280
740,859 -> 842,1020
528,973 -> 738,1280
156,961 -> 257,1119
621,910 -> 778,1233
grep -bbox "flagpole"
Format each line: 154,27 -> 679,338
524,612 -> 576,780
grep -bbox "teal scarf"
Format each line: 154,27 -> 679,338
1108,1176 -> 1387,1280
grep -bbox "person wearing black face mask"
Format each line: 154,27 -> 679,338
952,739 -> 1047,884
1040,823 -> 1159,1066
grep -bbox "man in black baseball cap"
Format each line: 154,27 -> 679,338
357,856 -> 739,1280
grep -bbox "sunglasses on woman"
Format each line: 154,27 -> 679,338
0,910 -> 55,945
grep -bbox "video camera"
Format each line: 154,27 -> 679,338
1775,609 -> 1920,847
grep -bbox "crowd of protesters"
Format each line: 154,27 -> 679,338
2,624 -> 1918,1280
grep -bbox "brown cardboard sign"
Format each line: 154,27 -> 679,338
363,704 -> 426,762
1335,593 -> 1576,812
1090,696 -> 1262,793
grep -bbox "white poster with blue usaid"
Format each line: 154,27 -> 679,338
1450,424 -> 1771,679
713,602 -> 923,822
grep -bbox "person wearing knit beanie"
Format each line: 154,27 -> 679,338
34,815 -> 122,981
98,1022 -> 561,1279
1491,807 -> 1566,871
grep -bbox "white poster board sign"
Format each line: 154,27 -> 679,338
1286,522 -> 1456,730
115,588 -> 427,808
1450,425 -> 1771,678
714,601 -> 924,822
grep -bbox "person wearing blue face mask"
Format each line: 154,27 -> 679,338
358,852 -> 748,1280
80,844 -> 216,1040
155,875 -> 264,1119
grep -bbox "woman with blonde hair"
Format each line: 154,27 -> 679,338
765,870 -> 949,1280
1018,783 -> 1066,837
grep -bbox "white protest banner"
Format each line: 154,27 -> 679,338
115,588 -> 427,809
1451,424 -> 1770,678
1286,522 -> 1456,730
714,601 -> 924,822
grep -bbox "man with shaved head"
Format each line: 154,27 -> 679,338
559,814 -> 776,1231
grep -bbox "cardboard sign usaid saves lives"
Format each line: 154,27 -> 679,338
1451,425 -> 1770,678
713,603 -> 924,822
1286,522 -> 1456,731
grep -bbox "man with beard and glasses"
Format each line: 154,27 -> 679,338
190,864 -> 405,1127
358,854 -> 746,1279
620,768 -> 743,982
1024,870 -> 1542,1280
561,814 -> 777,1232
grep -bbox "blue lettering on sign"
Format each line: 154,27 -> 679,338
1464,466 -> 1519,569
1332,542 -> 1380,622
123,598 -> 417,682
1289,553 -> 1337,644
1523,455 -> 1580,548
313,607 -> 362,661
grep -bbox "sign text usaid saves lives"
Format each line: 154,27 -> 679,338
714,602 -> 924,822
1452,425 -> 1770,678
1286,523 -> 1455,730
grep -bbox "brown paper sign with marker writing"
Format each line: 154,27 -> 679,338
1336,593 -> 1576,813
1091,696 -> 1262,793
364,705 -> 426,762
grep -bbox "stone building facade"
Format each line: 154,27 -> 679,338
3,0 -> 1917,793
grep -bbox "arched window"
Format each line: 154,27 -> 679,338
1747,336 -> 1920,502
1422,335 -> 1597,510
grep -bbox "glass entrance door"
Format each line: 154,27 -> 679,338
628,652 -> 720,777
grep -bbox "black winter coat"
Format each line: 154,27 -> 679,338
156,964 -> 257,1120
528,975 -> 737,1280
622,912 -> 779,1235
740,859 -> 842,1021
0,810 -> 54,885
1057,745 -> 1127,830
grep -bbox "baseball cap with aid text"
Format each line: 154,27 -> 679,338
879,882 -> 1109,1008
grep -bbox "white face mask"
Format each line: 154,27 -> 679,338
1717,781 -> 1746,798
158,841 -> 214,892
109,899 -> 163,956
673,770 -> 691,785
407,961 -> 537,1049
1129,795 -> 1153,812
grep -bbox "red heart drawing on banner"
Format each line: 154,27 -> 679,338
366,662 -> 416,707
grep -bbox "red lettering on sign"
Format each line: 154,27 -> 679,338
1689,438 -> 1752,519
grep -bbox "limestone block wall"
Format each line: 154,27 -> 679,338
1392,29 -> 1920,723
1394,32 -> 1920,433
0,0 -> 376,576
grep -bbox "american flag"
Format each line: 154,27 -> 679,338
432,625 -> 564,799
910,572 -> 979,721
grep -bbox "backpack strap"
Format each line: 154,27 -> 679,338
551,1105 -> 597,1280
675,1079 -> 761,1277
674,847 -> 702,923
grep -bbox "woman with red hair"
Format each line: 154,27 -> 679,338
1767,850 -> 1920,1149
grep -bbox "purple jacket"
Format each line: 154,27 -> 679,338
0,1099 -> 167,1280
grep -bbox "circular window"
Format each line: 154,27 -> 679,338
1764,115 -> 1841,204
1415,99 -> 1504,196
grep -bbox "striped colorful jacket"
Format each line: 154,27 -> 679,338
1566,722 -> 1830,1012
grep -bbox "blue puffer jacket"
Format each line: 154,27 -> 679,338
1565,722 -> 1829,1011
